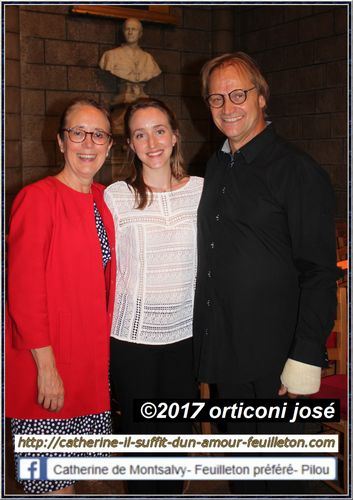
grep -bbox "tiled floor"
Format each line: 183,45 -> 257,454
5,419 -> 339,497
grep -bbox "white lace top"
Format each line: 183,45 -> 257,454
104,176 -> 204,345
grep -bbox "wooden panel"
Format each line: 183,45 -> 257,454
71,5 -> 177,25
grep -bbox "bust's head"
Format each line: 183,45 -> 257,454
122,18 -> 143,45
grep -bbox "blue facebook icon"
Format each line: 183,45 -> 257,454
18,458 -> 47,480
28,461 -> 38,479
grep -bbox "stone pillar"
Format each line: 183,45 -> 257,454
211,7 -> 235,55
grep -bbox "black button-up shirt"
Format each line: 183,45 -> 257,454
193,124 -> 339,384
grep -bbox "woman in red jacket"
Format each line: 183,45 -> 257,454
6,98 -> 115,494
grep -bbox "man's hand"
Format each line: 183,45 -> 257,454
278,383 -> 299,399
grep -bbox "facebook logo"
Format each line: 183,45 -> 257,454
18,458 -> 47,480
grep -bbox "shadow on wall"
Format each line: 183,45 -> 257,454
180,56 -> 217,178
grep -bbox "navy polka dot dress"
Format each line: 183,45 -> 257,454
94,201 -> 111,268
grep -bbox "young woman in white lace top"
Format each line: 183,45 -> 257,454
104,98 -> 203,495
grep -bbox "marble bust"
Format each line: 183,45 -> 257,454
99,17 -> 161,103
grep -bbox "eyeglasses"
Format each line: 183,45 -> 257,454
62,127 -> 112,145
206,87 -> 256,108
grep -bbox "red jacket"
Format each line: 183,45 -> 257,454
6,177 -> 116,419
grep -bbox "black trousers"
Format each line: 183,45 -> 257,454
216,371 -> 308,495
110,337 -> 198,494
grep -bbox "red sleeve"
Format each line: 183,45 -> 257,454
7,184 -> 53,350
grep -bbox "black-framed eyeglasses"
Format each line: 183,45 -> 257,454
62,127 -> 112,145
206,87 -> 256,108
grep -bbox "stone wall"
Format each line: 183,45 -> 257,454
234,4 -> 348,218
5,4 -> 348,224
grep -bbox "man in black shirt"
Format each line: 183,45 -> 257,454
193,52 -> 339,493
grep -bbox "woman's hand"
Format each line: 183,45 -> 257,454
31,346 -> 64,412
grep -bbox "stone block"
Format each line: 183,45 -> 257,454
181,52 -> 208,75
270,91 -> 316,116
6,59 -> 20,86
67,17 -> 116,44
99,43 -> 116,59
183,140 -> 210,169
152,50 -> 180,74
22,115 -> 59,141
23,167 -> 54,186
141,25 -> 163,49
21,64 -> 67,90
22,140 -> 56,167
212,7 -> 235,30
181,97 -> 209,120
292,64 -> 325,92
323,164 -> 347,191
164,28 -> 184,50
182,29 -> 211,53
331,112 -> 347,138
246,6 -> 285,32
100,92 -> 120,110
334,191 -> 347,219
145,74 -> 164,96
5,141 -> 21,168
255,48 -> 284,72
164,73 -> 183,96
268,65 -> 326,95
68,67 -> 107,92
234,6 -> 252,35
5,167 -> 23,193
46,91 -> 99,115
184,7 -> 211,31
182,75 -> 201,97
334,6 -> 348,34
99,70 -> 118,94
305,138 -> 344,164
21,37 -> 44,63
299,11 -> 334,42
5,5 -> 19,33
6,194 -> 17,229
316,88 -> 346,112
241,30 -> 269,53
6,32 -> 20,60
327,60 -> 347,86
273,116 -> 299,139
6,114 -> 21,141
266,21 -> 298,49
45,40 -> 99,66
160,96 -> 181,118
179,119 -> 209,143
22,90 -> 45,114
283,5 -> 313,21
20,10 -> 66,39
315,34 -> 347,64
300,114 -> 331,138
281,42 -> 314,68
212,31 -> 234,54
6,86 -> 20,114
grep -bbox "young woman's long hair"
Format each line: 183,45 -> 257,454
124,98 -> 186,209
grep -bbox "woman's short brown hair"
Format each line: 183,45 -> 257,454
58,98 -> 112,140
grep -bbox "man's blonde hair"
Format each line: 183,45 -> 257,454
201,52 -> 270,110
